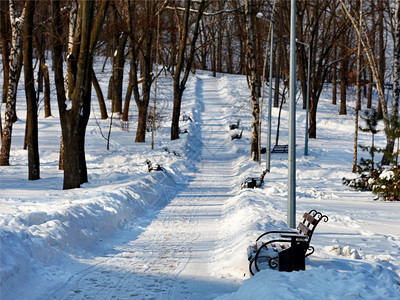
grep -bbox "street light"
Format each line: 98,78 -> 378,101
256,12 -> 274,172
296,39 -> 310,156
288,0 -> 296,228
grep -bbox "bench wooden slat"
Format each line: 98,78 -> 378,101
298,222 -> 312,236
303,212 -> 318,225
271,145 -> 288,153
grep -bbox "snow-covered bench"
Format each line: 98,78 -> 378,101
229,120 -> 240,130
241,171 -> 267,189
272,144 -> 288,153
247,210 -> 328,275
146,159 -> 164,172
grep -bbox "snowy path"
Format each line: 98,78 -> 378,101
49,76 -> 240,299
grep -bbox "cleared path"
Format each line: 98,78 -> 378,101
50,76 -> 240,300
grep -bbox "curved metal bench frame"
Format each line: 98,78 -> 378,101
249,210 -> 328,275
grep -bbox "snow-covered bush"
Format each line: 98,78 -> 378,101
370,166 -> 400,201
343,166 -> 400,201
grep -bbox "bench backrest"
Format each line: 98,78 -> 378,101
297,210 -> 328,241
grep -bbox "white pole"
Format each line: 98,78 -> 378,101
305,44 -> 310,156
288,0 -> 297,228
266,23 -> 274,171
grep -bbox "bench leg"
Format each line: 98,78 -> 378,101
278,243 -> 306,272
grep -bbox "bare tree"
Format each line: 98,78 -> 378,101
109,2 -> 128,115
124,0 -> 159,143
52,0 -> 109,189
295,0 -> 347,139
339,0 -> 394,165
171,0 -> 206,140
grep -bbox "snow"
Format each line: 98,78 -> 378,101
1,62 -> 400,299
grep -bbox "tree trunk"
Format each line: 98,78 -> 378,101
171,0 -> 206,141
122,67 -> 133,122
171,0 -> 190,140
33,33 -> 51,118
367,67 -> 373,108
377,0 -> 385,119
339,32 -> 347,115
66,0 -> 78,100
23,0 -> 40,180
393,0 -> 400,119
367,0 -> 376,109
273,44 -> 281,108
134,1 -> 155,143
309,92 -> 318,139
275,91 -> 286,146
244,0 -> 260,162
217,1 -> 223,73
0,0 -> 10,105
111,33 -> 128,114
332,2 -> 337,105
353,0 -> 363,173
136,103 -> 149,143
226,27 -> 233,74
170,11 -> 177,76
52,0 -> 108,189
0,2 -> 25,166
91,68 -> 108,119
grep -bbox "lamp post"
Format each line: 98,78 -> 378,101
296,39 -> 310,156
288,0 -> 296,228
256,13 -> 274,172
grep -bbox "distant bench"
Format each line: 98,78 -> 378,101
146,159 -> 164,172
247,210 -> 328,275
272,144 -> 288,153
241,171 -> 267,189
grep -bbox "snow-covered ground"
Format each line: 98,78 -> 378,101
1,63 -> 399,299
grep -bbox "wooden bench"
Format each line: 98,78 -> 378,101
241,171 -> 267,189
229,120 -> 240,130
271,144 -> 288,153
146,159 -> 164,172
247,210 -> 328,275
231,130 -> 243,141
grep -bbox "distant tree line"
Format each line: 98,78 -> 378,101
0,0 -> 399,189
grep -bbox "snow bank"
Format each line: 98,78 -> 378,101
218,265 -> 400,299
0,71 -> 201,298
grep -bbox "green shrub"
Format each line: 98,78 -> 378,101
343,166 -> 400,201
369,166 -> 400,201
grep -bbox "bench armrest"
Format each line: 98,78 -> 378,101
256,230 -> 297,242
280,233 -> 308,239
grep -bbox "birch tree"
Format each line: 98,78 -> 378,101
0,0 -> 26,166
66,0 -> 78,101
244,0 -> 260,162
